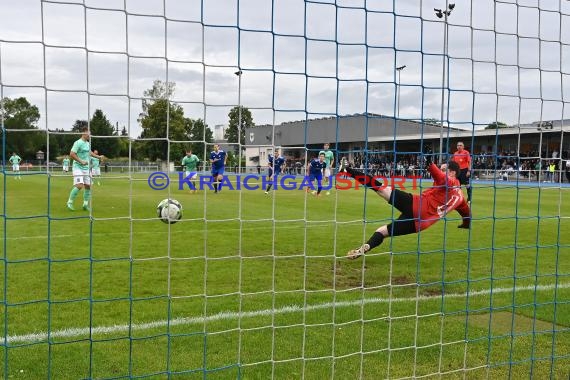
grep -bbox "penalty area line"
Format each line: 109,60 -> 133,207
4,282 -> 569,345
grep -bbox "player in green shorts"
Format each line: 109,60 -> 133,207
182,150 -> 200,193
67,127 -> 104,211
319,143 -> 334,195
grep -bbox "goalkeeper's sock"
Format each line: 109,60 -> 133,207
345,167 -> 384,189
266,183 -> 272,192
213,182 -> 218,193
366,231 -> 385,250
68,186 -> 80,202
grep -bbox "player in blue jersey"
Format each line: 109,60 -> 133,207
265,148 -> 285,194
209,144 -> 227,193
307,153 -> 327,197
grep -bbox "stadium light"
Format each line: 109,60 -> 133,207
434,3 -> 454,18
435,3 -> 455,163
396,65 -> 406,119
236,69 -> 243,172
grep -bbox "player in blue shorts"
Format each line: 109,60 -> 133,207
210,144 -> 227,193
265,148 -> 285,194
307,153 -> 327,197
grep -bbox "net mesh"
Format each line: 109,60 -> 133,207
0,0 -> 569,378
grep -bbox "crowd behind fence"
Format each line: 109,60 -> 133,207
6,152 -> 570,184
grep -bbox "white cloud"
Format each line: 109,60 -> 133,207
87,9 -> 127,52
1,0 -> 569,140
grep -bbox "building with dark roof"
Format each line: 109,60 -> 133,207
244,114 -> 570,168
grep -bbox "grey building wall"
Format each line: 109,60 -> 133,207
246,114 -> 449,147
246,115 -> 570,153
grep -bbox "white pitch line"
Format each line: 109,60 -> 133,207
4,282 -> 569,345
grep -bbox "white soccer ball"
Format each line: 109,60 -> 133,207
157,198 -> 183,224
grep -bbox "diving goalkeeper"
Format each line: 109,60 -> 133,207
338,157 -> 471,259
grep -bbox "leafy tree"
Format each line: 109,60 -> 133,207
1,97 -> 41,158
116,127 -> 130,157
42,129 -> 70,159
89,109 -> 120,157
138,80 -> 187,160
72,119 -> 88,132
225,106 -> 254,147
143,79 -> 175,103
185,118 -> 214,159
47,121 -> 91,160
66,112 -> 121,158
485,121 -> 509,129
225,151 -> 237,168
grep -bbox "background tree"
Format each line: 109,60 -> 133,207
46,120 -> 89,160
1,97 -> 41,159
184,118 -> 214,160
225,151 -> 239,169
225,106 -> 254,148
89,109 -> 120,157
42,129 -> 73,159
485,121 -> 509,129
138,80 -> 187,160
49,128 -> 72,158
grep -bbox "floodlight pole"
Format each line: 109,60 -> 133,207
436,3 -> 454,164
235,70 -> 243,173
396,65 -> 406,120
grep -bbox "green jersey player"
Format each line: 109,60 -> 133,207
318,143 -> 334,195
182,150 -> 200,193
9,152 -> 22,179
91,150 -> 102,186
62,156 -> 70,173
67,127 -> 104,211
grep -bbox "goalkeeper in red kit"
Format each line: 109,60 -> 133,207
337,157 -> 471,259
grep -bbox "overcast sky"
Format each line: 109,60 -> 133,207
1,0 -> 569,138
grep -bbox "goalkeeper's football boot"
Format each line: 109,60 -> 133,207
347,244 -> 370,260
66,201 -> 75,211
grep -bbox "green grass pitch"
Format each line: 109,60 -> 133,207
1,172 -> 569,379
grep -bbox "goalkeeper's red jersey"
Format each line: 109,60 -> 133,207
412,163 -> 470,231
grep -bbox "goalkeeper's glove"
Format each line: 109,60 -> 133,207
422,146 -> 433,167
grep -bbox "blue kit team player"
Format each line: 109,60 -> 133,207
210,144 -> 227,193
265,148 -> 285,194
307,153 -> 327,197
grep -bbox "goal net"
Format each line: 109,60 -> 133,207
0,0 -> 569,378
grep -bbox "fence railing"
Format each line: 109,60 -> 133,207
6,164 -> 570,184
472,168 -> 570,183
